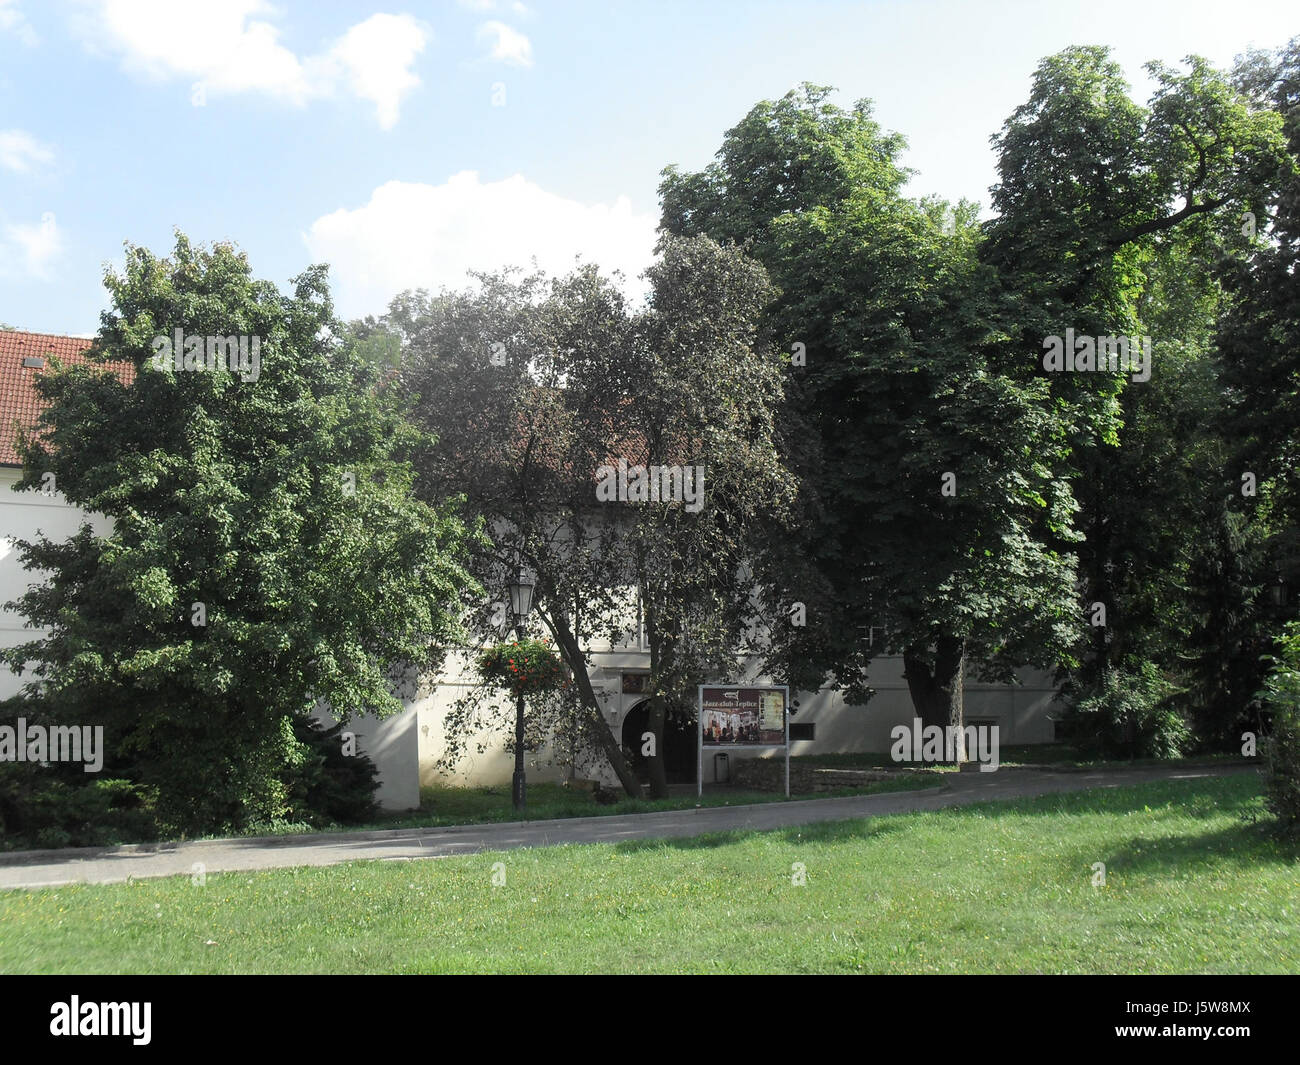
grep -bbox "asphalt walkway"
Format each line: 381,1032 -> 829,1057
0,763 -> 1255,889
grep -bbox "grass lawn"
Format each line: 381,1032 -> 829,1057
1,772 -> 1294,973
203,774 -> 947,840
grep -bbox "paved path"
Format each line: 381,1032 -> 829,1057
0,764 -> 1256,890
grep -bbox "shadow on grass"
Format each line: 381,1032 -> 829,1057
945,770 -> 1263,822
612,817 -> 910,855
1053,815 -> 1300,879
609,772 -> 1285,867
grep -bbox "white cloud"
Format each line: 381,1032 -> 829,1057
2,211 -> 63,280
0,129 -> 54,172
82,0 -> 313,98
477,20 -> 532,66
303,172 -> 657,319
0,0 -> 38,46
327,14 -> 426,130
72,1 -> 427,128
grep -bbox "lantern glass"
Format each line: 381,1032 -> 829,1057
508,579 -> 534,620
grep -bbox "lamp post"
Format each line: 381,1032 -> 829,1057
508,574 -> 535,813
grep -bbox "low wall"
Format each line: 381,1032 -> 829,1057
730,758 -> 917,793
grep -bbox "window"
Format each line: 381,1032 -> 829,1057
790,723 -> 815,741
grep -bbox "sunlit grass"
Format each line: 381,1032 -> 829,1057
2,772 -> 1292,974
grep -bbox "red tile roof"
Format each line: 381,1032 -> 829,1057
0,331 -> 135,467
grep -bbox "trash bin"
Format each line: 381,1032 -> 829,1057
714,752 -> 730,784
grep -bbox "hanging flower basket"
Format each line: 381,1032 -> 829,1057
477,638 -> 569,696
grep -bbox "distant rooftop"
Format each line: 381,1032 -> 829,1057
0,331 -> 134,468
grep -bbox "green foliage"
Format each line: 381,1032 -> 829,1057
477,639 -> 568,696
1260,622 -> 1300,832
0,764 -> 158,851
660,82 -> 1083,714
345,316 -> 403,370
984,45 -> 1293,751
1067,661 -> 1190,759
280,715 -> 381,827
0,233 -> 481,837
396,236 -> 794,795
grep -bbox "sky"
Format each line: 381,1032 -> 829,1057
0,0 -> 1296,335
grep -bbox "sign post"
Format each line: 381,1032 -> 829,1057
697,684 -> 791,798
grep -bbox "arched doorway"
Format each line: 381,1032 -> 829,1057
621,699 -> 696,786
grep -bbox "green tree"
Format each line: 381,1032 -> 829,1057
621,236 -> 795,796
2,234 -> 480,834
661,84 -> 1082,747
397,237 -> 793,796
982,46 -> 1288,748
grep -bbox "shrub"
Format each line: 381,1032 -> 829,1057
0,765 -> 158,850
280,714 -> 381,827
1069,660 -> 1190,758
1259,622 -> 1300,833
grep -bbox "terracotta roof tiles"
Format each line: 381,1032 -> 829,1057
0,331 -> 134,467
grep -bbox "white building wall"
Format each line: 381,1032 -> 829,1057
712,657 -> 1059,783
1,467 -> 114,702
414,629 -> 1061,788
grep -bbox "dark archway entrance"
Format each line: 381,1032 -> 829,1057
621,699 -> 696,786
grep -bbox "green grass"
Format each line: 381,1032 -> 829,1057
213,774 -> 945,839
2,772 -> 1294,973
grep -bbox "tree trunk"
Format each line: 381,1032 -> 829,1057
538,606 -> 643,797
902,635 -> 967,762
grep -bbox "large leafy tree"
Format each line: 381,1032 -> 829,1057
386,261 -> 646,795
396,236 -> 793,796
620,236 -> 795,796
1219,39 -> 1300,538
984,46 -> 1289,748
661,84 -> 1082,745
2,235 -> 480,834
1201,37 -> 1300,744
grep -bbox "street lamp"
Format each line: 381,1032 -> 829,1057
507,573 -> 535,813
508,577 -> 534,623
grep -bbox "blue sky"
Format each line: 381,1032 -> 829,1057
1,0 -> 1296,335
